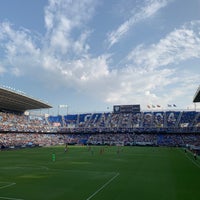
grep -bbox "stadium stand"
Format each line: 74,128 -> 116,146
0,86 -> 52,112
1,109 -> 200,135
1,85 -> 200,153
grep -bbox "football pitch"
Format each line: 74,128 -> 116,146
0,145 -> 200,200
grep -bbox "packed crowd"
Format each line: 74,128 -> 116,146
1,132 -> 200,149
0,112 -> 54,132
0,133 -> 65,148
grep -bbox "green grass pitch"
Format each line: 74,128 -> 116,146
0,145 -> 200,200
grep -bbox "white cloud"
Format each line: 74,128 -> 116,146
103,67 -> 176,106
0,18 -> 198,109
0,64 -> 6,74
11,67 -> 21,77
0,0 -> 199,111
107,0 -> 170,48
73,30 -> 91,55
44,0 -> 97,55
127,20 -> 200,69
0,22 -> 41,77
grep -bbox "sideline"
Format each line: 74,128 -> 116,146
86,172 -> 120,200
178,148 -> 200,169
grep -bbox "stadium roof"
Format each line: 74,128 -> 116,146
0,86 -> 52,113
193,85 -> 200,103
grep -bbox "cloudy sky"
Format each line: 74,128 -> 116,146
0,0 -> 200,115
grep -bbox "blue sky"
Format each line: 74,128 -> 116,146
0,0 -> 200,115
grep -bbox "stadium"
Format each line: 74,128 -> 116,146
0,85 -> 200,200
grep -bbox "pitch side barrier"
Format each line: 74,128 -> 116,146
0,143 -> 40,151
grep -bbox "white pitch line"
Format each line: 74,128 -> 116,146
178,148 -> 200,169
0,183 -> 24,200
86,172 -> 120,200
185,152 -> 200,168
0,197 -> 24,200
0,183 -> 16,190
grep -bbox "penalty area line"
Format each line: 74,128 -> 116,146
86,172 -> 120,200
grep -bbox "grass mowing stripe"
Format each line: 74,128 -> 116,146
86,172 -> 120,200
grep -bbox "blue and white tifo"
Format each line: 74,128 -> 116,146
48,107 -> 200,134
1,105 -> 200,134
